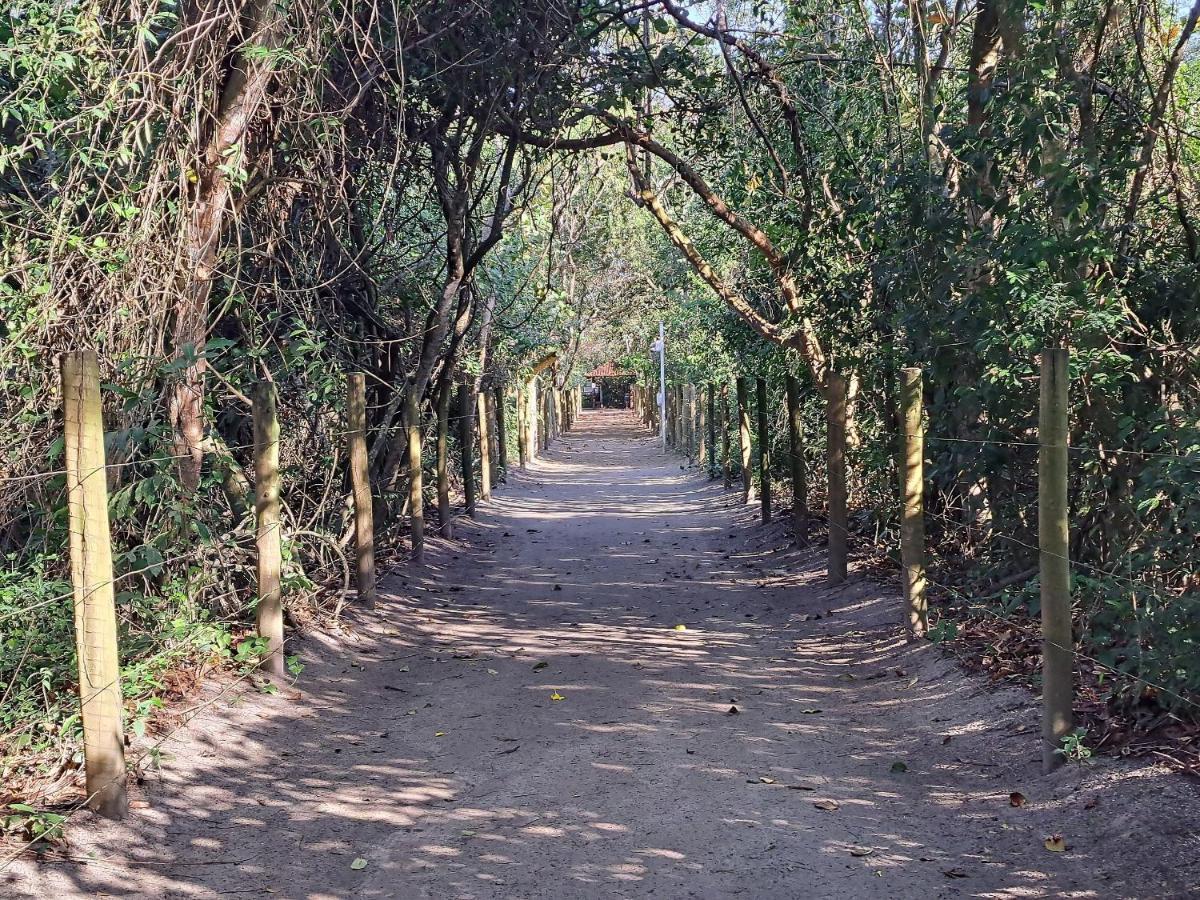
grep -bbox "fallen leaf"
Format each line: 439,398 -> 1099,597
435,731 -> 445,737
532,661 -> 549,671
1044,835 -> 1067,853
813,799 -> 840,811
942,867 -> 968,879
350,858 -> 368,871
727,705 -> 740,715
673,624 -> 687,631
849,846 -> 874,857
890,761 -> 908,774
1009,792 -> 1026,808
800,708 -> 822,715
550,691 -> 565,701
787,784 -> 816,791
486,668 -> 498,675
759,776 -> 776,784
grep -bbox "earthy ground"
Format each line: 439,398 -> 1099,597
3,409 -> 1198,899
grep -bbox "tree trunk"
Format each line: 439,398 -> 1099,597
168,0 -> 281,491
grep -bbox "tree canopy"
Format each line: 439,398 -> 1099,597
3,0 -> 1200,791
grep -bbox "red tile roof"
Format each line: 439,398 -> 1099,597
585,361 -> 633,379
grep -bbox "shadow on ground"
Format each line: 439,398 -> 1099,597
3,410 -> 1197,899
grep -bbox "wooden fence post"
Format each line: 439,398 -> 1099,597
756,377 -> 771,524
696,384 -> 706,467
721,384 -> 732,488
663,384 -> 672,446
405,388 -> 424,566
540,385 -> 550,450
677,384 -> 685,451
736,377 -> 755,504
1039,347 -> 1073,774
900,368 -> 927,636
493,382 -> 507,482
785,374 -> 808,542
826,372 -> 848,585
61,350 -> 127,818
687,384 -> 693,460
458,383 -> 477,518
436,381 -> 454,537
517,383 -> 528,469
668,384 -> 676,448
700,386 -> 710,482
347,373 -> 376,604
477,390 -> 492,502
253,380 -> 285,677
527,378 -> 539,459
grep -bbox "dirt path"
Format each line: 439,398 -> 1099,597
5,410 -> 1198,899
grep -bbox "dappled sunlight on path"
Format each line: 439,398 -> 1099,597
5,410 -> 1196,899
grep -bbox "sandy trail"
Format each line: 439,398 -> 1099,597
4,409 -> 1197,899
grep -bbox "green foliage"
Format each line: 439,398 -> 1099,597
1057,728 -> 1094,765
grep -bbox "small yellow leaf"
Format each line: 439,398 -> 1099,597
550,691 -> 565,701
674,624 -> 687,631
1044,835 -> 1067,852
435,731 -> 446,737
350,858 -> 368,870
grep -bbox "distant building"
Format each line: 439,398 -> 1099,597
583,362 -> 635,408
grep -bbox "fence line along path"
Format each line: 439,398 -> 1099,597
5,407 -> 1195,899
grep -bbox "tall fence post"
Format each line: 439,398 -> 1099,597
707,383 -> 717,478
1040,347 -> 1073,774
493,382 -> 507,482
405,388 -> 425,565
436,382 -> 454,537
517,383 -> 528,469
681,381 -> 691,451
477,390 -> 492,502
667,381 -> 676,448
347,373 -> 376,605
254,380 -> 285,677
736,377 -> 755,504
527,378 -> 539,459
688,384 -> 695,459
785,373 -> 808,542
664,383 -> 672,447
900,367 -> 926,636
721,384 -> 732,488
458,383 -> 477,518
756,376 -> 771,524
61,350 -> 127,819
826,372 -> 848,585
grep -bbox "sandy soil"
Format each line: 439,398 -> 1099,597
3,409 -> 1198,899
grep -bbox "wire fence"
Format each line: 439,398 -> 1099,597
650,368 -> 1200,764
1,357 -> 541,838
